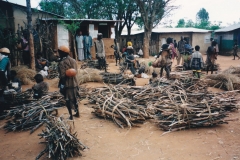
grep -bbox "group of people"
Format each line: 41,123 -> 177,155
76,31 -> 93,61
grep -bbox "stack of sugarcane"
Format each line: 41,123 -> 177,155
88,79 -> 239,131
101,72 -> 132,85
47,62 -> 59,79
1,92 -> 65,133
36,116 -> 87,160
88,86 -> 154,128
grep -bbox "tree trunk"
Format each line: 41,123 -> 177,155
143,28 -> 151,58
72,34 -> 78,60
26,0 -> 35,70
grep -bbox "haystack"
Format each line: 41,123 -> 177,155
12,66 -> 36,85
77,68 -> 103,85
222,66 -> 240,77
204,73 -> 240,91
48,78 -> 59,88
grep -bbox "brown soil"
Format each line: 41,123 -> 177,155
0,55 -> 240,160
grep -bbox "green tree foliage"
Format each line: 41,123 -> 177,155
175,8 -> 221,30
196,8 -> 209,22
185,19 -> 194,28
39,0 -> 65,16
176,19 -> 185,28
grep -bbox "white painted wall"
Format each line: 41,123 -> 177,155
57,24 -> 69,47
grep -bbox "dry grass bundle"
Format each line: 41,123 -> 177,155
13,67 -> 36,85
205,73 -> 240,91
222,66 -> 240,77
77,68 -> 103,85
48,78 -> 59,88
11,65 -> 29,72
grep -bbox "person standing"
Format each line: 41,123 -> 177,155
0,48 -> 11,96
20,31 -> 30,66
232,40 -> 239,60
76,31 -> 84,61
190,45 -> 204,78
95,33 -> 107,72
83,31 -> 93,60
169,38 -> 177,63
58,45 -> 79,120
177,36 -> 186,65
112,39 -> 121,66
210,38 -> 219,59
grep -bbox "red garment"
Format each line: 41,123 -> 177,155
122,47 -> 126,53
170,43 -> 177,59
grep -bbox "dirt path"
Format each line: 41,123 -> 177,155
0,55 -> 240,160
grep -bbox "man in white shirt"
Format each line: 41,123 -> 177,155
76,31 -> 84,61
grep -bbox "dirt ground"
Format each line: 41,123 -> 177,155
0,55 -> 240,160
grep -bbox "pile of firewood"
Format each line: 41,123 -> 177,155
88,79 -> 239,131
0,92 -> 65,133
88,86 -> 154,128
36,116 -> 87,160
47,63 -> 59,79
101,72 -> 133,85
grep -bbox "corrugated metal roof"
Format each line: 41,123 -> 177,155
121,27 -> 211,35
1,1 -> 64,18
40,18 -> 123,22
215,23 -> 240,32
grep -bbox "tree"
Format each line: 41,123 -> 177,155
39,0 -> 65,16
176,19 -> 185,28
196,8 -> 209,22
26,0 -> 35,70
135,0 -> 176,58
185,19 -> 194,28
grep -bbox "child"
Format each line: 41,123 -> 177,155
32,74 -> 49,99
190,45 -> 204,78
9,70 -> 22,93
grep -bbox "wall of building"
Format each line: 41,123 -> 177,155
0,3 -> 14,30
192,32 -> 211,53
13,6 -> 57,32
215,32 -> 234,52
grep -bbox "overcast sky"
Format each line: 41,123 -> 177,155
6,0 -> 240,27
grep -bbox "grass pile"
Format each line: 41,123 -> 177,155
205,73 -> 240,91
12,65 -> 36,85
77,68 -> 103,85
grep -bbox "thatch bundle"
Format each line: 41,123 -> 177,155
205,73 -> 240,91
12,66 -> 36,85
222,66 -> 240,77
77,68 -> 103,85
48,78 -> 59,88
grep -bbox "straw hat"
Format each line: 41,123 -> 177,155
0,47 -> 10,54
58,45 -> 70,54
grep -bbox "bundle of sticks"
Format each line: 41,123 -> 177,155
153,82 -> 239,131
47,63 -> 59,79
88,80 -> 239,131
101,72 -> 132,85
36,116 -> 87,160
1,92 -> 65,133
88,86 -> 154,128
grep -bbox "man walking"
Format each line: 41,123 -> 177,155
83,31 -> 93,60
58,45 -> 79,120
177,36 -> 186,65
76,31 -> 84,61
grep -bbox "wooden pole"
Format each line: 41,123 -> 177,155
26,0 -> 35,70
